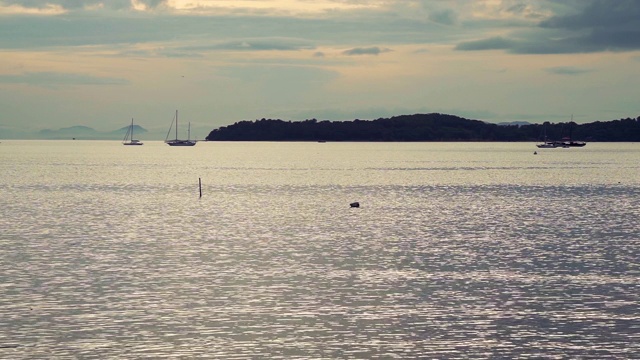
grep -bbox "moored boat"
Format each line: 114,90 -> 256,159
123,118 -> 143,145
165,110 -> 196,146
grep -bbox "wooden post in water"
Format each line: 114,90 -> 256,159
199,178 -> 202,198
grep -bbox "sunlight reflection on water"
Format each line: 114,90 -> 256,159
0,141 -> 638,358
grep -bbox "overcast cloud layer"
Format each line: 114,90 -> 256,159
1,0 -> 639,138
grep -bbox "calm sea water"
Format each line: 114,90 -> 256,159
1,140 -> 638,359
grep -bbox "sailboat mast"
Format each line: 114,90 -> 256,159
175,110 -> 178,140
131,118 -> 134,139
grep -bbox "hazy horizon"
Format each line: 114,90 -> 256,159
0,114 -> 467,140
1,1 -> 640,136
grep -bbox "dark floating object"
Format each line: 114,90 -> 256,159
534,151 -> 537,155
350,202 -> 360,208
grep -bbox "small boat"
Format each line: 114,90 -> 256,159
123,118 -> 143,145
561,139 -> 586,147
536,124 -> 557,148
165,110 -> 196,146
536,142 -> 558,149
560,115 -> 586,147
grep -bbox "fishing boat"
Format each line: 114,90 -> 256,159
123,118 -> 143,145
165,110 -> 196,146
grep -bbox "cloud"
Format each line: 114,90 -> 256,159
0,72 -> 129,87
0,2 -> 460,51
196,38 -> 317,52
0,15 -> 170,49
455,36 -> 514,51
540,0 -> 639,29
0,0 -> 160,11
135,0 -> 167,9
428,8 -> 457,26
342,46 -> 391,56
539,0 -> 640,52
456,0 -> 640,54
545,66 -> 592,75
0,3 -> 66,15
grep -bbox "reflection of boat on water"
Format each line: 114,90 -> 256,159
165,110 -> 196,146
123,118 -> 143,145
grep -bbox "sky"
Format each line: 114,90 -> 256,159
1,0 -> 639,139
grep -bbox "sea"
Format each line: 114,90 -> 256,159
0,140 -> 638,359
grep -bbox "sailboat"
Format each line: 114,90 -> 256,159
536,123 -> 558,148
560,115 -> 586,147
123,118 -> 143,145
165,110 -> 196,146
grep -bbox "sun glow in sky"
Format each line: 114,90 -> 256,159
1,0 -> 639,138
168,0 -> 378,14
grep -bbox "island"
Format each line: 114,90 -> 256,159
206,113 -> 640,142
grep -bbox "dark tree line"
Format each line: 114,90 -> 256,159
205,113 -> 640,142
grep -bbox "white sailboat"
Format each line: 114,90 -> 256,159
123,118 -> 143,145
165,110 -> 196,146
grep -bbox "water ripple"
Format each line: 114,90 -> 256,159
1,142 -> 639,358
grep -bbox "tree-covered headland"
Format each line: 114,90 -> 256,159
205,113 -> 640,142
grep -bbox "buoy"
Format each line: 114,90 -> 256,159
533,151 -> 537,155
350,202 -> 359,208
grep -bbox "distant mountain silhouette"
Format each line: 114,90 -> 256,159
112,125 -> 147,136
4,113 -> 639,141
206,113 -> 640,142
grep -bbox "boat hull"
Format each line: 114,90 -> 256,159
536,141 -> 580,149
536,143 -> 557,148
166,140 -> 196,146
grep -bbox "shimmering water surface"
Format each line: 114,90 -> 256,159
1,141 -> 638,359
